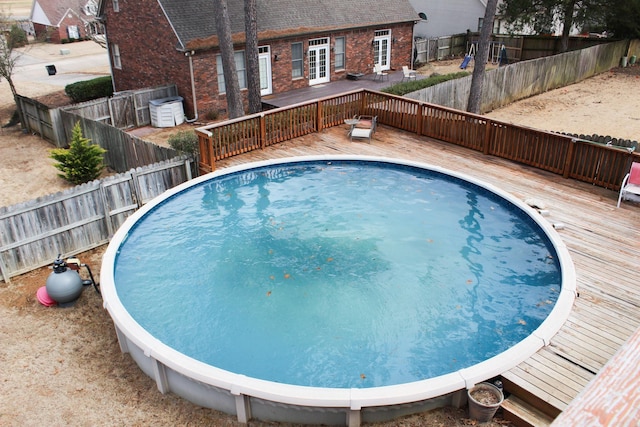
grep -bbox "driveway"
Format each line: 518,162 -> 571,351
0,40 -> 110,108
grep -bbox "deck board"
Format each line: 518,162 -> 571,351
214,125 -> 640,419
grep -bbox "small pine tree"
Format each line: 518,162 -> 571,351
50,122 -> 106,185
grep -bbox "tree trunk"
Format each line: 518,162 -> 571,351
244,0 -> 261,114
7,77 -> 26,132
467,0 -> 499,114
213,0 -> 244,118
559,0 -> 576,53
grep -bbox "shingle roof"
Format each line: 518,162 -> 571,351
157,0 -> 419,50
31,0 -> 95,26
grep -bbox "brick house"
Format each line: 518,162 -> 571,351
96,0 -> 419,119
30,0 -> 101,43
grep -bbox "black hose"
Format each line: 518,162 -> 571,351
82,264 -> 100,295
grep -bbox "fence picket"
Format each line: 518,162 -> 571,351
0,157 -> 192,283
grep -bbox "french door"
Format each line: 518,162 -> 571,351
308,38 -> 330,85
258,46 -> 272,96
373,30 -> 391,71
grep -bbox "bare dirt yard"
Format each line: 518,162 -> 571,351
1,55 -> 639,426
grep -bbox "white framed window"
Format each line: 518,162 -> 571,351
84,0 -> 98,16
334,36 -> 345,70
67,25 -> 79,39
216,51 -> 247,94
291,42 -> 303,78
111,43 -> 121,69
113,0 -> 119,12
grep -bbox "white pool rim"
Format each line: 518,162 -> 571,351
100,155 -> 576,423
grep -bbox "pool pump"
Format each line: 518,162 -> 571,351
43,255 -> 99,307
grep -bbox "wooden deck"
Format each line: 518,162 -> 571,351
214,124 -> 640,422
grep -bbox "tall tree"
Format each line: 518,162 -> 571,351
467,0 -> 499,114
244,0 -> 261,114
499,0 -> 609,53
605,0 -> 640,38
0,9 -> 26,130
213,0 -> 244,118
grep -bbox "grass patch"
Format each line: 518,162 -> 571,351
382,71 -> 470,96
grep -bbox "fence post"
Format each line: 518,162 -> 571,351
416,103 -> 425,136
563,138 -> 577,178
130,169 -> 143,208
483,119 -> 492,155
184,158 -> 193,181
108,98 -> 115,127
317,100 -> 323,132
99,182 -> 114,237
133,93 -> 140,127
0,251 -> 10,283
260,114 -> 266,149
359,91 -> 367,115
35,105 -> 46,141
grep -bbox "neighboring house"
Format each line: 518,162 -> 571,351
30,0 -> 102,43
410,0 -> 489,38
96,0 -> 419,119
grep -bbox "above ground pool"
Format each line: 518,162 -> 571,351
101,156 -> 575,426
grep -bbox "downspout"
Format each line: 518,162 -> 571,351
411,20 -> 418,70
185,51 -> 199,123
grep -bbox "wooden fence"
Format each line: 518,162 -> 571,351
61,85 -> 178,129
414,34 -> 468,62
17,85 -> 178,147
18,96 -> 63,145
414,32 -> 615,65
406,40 -> 628,113
196,87 -> 638,192
59,110 -> 180,173
0,156 -> 193,283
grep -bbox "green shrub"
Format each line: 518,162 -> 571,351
204,110 -> 219,121
50,122 -> 106,185
65,76 -> 114,103
168,130 -> 199,156
8,25 -> 28,49
382,71 -> 471,96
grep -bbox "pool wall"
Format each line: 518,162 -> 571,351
101,155 -> 576,426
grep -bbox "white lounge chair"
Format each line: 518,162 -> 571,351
401,65 -> 417,82
350,115 -> 377,143
617,162 -> 640,207
373,64 -> 388,81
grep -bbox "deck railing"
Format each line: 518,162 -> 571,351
196,89 -> 638,191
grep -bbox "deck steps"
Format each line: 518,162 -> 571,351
501,395 -> 555,427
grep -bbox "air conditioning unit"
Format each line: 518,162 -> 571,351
149,96 -> 184,127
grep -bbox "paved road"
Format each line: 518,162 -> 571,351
0,40 -> 110,111
12,40 -> 110,88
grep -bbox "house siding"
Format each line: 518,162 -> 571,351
34,13 -> 89,43
102,0 -> 195,115
190,23 -> 414,117
103,1 -> 414,118
409,0 -> 486,38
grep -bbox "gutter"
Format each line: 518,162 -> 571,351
184,51 -> 198,123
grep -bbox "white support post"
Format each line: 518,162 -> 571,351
114,326 -> 129,353
234,393 -> 251,424
151,358 -> 169,394
451,389 -> 467,408
348,408 -> 361,427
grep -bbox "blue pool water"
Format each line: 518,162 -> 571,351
114,160 -> 560,389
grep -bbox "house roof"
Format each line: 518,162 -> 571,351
31,0 -> 98,27
157,0 -> 420,51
